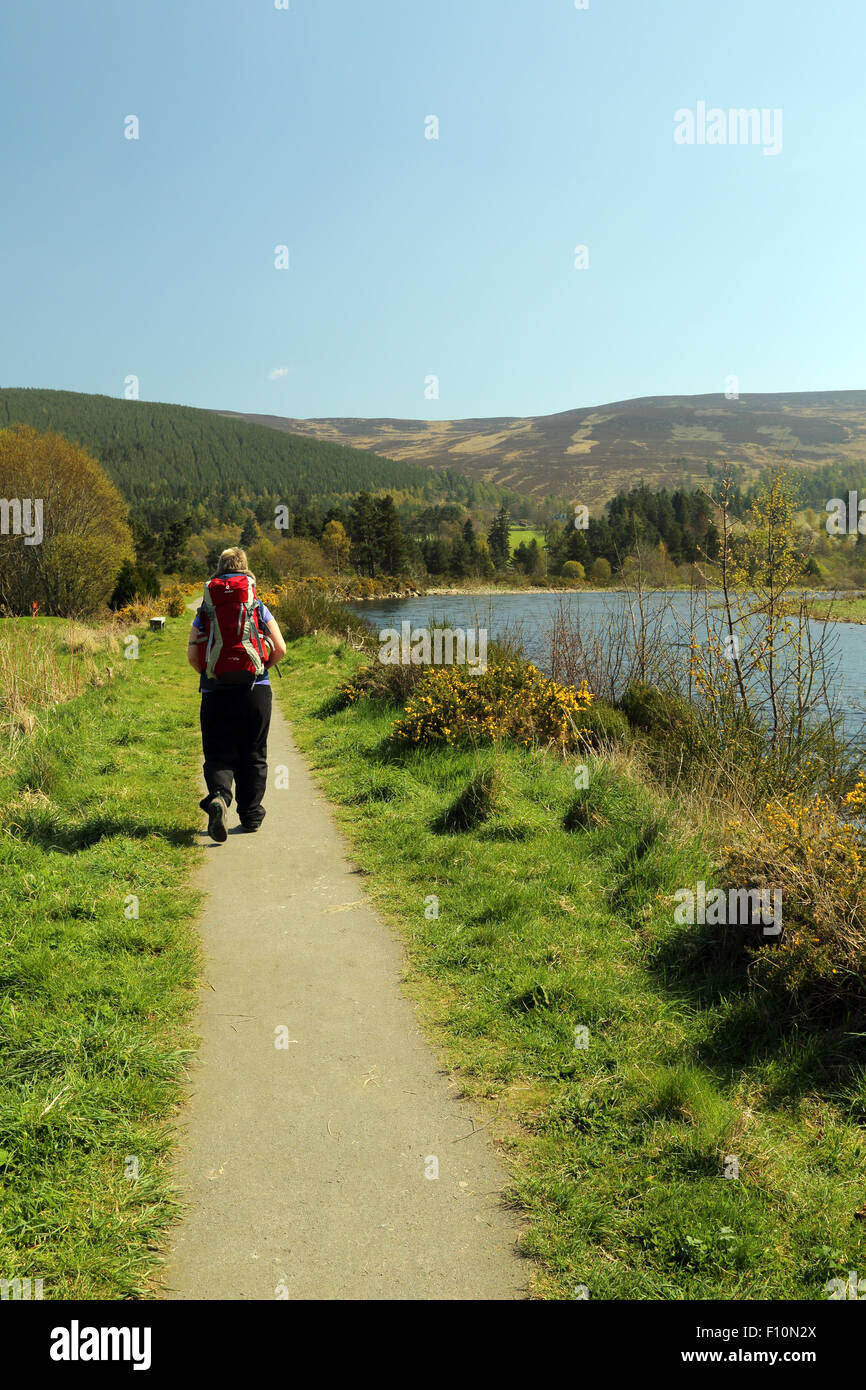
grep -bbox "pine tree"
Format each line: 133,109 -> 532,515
422,538 -> 448,574
348,492 -> 378,576
566,527 -> 590,566
526,537 -> 544,575
462,517 -> 479,575
487,505 -> 510,569
375,495 -> 407,574
131,518 -> 163,568
162,514 -> 194,571
449,537 -> 468,577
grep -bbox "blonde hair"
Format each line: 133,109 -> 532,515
216,547 -> 252,576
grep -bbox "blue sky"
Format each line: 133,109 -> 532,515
2,0 -> 863,420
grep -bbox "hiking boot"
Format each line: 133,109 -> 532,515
239,822 -> 261,833
207,797 -> 228,843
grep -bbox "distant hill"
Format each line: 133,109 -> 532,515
220,391 -> 866,507
0,389 -> 439,515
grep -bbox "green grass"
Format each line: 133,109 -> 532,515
0,617 -> 203,1299
802,595 -> 866,624
0,616 -> 120,751
274,635 -> 866,1300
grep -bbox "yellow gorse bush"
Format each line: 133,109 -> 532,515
389,657 -> 593,750
253,585 -> 283,611
844,777 -> 866,811
112,582 -> 191,624
160,583 -> 190,617
111,598 -> 164,626
722,788 -> 866,1002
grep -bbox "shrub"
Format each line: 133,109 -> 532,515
250,584 -> 283,612
575,699 -> 631,750
0,424 -> 133,618
561,560 -> 585,581
720,789 -> 866,1012
340,659 -> 426,707
391,653 -> 593,751
160,583 -> 189,617
111,597 -> 167,626
272,585 -> 371,643
620,681 -> 698,743
112,581 -> 189,622
110,559 -> 160,609
336,574 -> 422,600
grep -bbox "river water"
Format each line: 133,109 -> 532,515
348,590 -> 866,742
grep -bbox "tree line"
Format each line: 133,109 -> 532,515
10,413 -> 866,618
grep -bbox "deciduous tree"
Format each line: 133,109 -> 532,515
0,424 -> 133,617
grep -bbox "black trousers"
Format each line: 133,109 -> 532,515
199,685 -> 272,827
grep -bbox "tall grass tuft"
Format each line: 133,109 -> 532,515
434,767 -> 503,832
272,586 -> 373,643
0,620 -> 117,758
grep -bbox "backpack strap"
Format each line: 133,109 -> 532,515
255,599 -> 281,676
201,580 -> 221,678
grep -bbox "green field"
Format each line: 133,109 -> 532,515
510,527 -> 545,555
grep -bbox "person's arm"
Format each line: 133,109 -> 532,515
264,616 -> 287,666
187,619 -> 206,671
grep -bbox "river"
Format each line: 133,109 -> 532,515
348,590 -> 866,742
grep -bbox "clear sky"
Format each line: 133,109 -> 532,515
2,0 -> 863,421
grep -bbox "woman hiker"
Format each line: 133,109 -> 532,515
187,548 -> 287,842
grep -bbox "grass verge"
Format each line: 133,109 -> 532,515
274,634 -> 866,1300
0,617 -> 202,1299
0,617 -> 121,760
801,596 -> 866,624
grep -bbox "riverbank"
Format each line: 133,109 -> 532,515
357,583 -> 866,605
422,584 -> 594,597
798,595 -> 866,625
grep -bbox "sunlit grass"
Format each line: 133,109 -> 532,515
0,618 -> 202,1298
275,634 -> 866,1300
0,618 -> 120,759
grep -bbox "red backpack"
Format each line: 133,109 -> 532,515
199,572 -> 268,685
